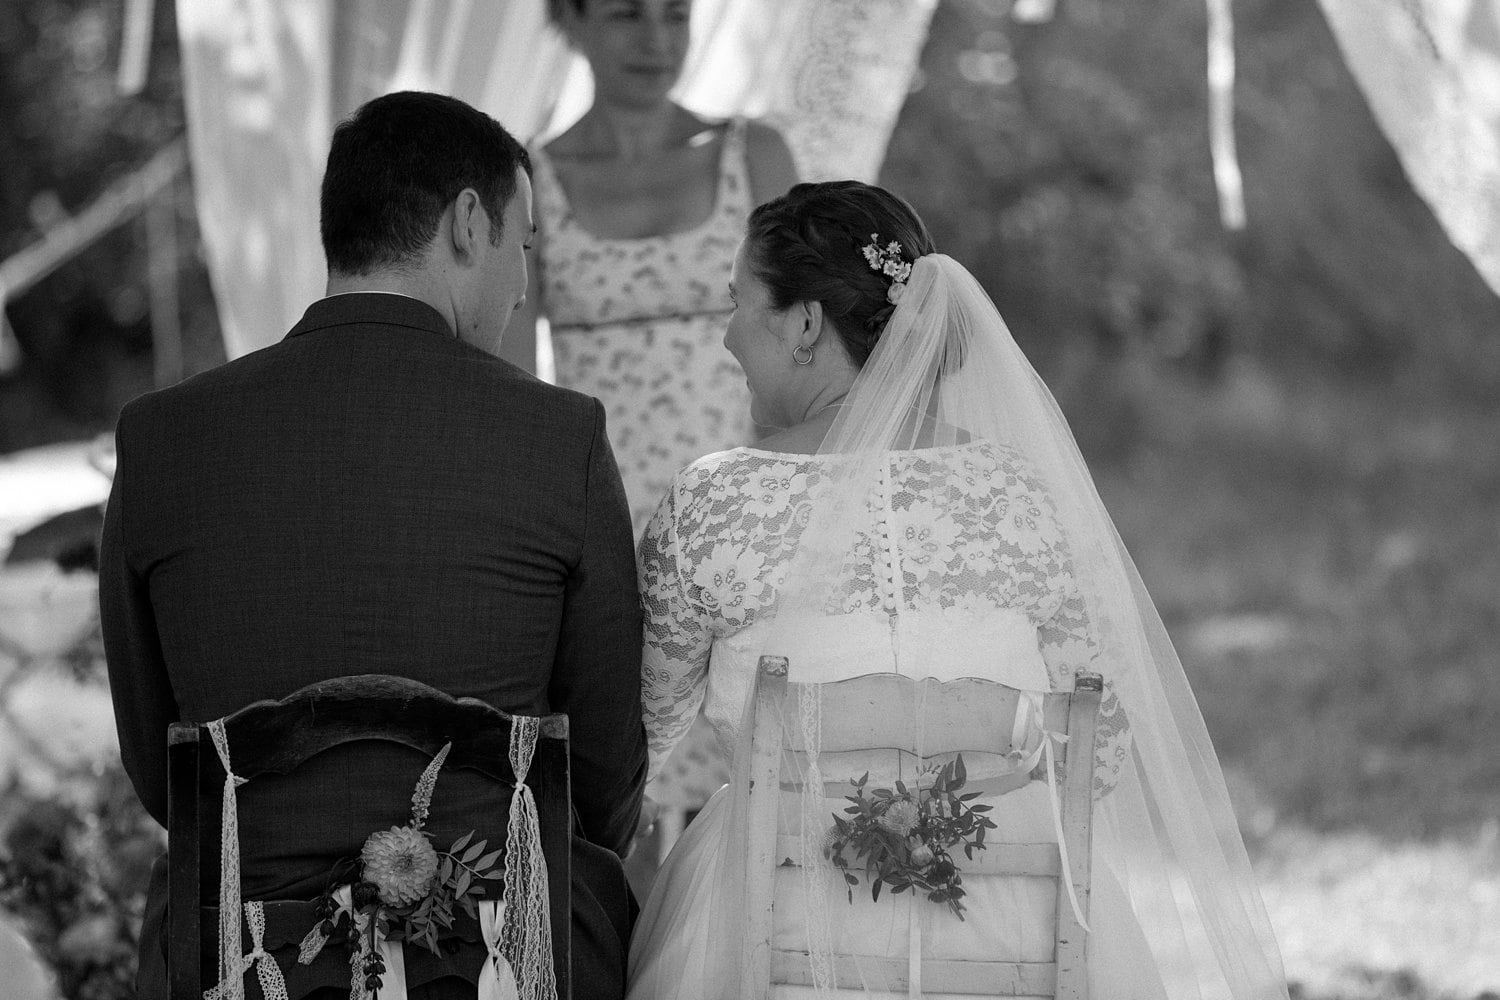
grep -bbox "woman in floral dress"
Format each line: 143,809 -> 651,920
501,0 -> 798,866
505,0 -> 798,535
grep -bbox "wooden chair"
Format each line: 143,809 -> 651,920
745,656 -> 1103,999
166,674 -> 572,1000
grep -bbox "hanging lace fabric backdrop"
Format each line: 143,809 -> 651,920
175,0 -> 938,360
1315,0 -> 1500,297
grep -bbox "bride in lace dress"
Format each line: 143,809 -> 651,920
628,182 -> 1289,998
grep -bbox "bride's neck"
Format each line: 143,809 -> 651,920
757,400 -> 975,456
756,396 -> 846,455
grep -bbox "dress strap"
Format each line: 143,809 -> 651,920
715,118 -> 755,221
527,143 -> 572,233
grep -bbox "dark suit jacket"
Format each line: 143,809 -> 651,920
99,293 -> 646,1000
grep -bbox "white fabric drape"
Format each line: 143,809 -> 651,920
1316,0 -> 1500,297
176,0 -> 936,359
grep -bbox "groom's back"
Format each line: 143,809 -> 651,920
131,317 -> 588,721
103,294 -> 644,904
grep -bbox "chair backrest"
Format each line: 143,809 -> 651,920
744,656 -> 1102,1000
166,673 -> 572,1000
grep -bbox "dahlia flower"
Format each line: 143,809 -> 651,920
361,825 -> 439,906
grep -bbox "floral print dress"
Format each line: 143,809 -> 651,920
531,119 -> 756,538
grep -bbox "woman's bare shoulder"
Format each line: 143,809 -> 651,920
742,119 -> 799,204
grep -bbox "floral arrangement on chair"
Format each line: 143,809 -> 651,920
297,743 -> 504,993
823,755 -> 997,920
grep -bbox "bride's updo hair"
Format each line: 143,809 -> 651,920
745,181 -> 936,367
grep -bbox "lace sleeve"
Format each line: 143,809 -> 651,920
1037,571 -> 1131,797
639,485 -> 713,783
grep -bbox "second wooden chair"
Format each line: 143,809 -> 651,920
743,656 -> 1103,1000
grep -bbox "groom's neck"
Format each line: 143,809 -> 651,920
324,269 -> 458,336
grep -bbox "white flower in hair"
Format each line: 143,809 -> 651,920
862,233 -> 913,305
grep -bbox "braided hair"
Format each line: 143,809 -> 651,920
744,181 -> 936,367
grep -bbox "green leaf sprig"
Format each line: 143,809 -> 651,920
823,754 -> 997,920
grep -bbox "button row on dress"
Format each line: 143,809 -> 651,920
875,462 -> 900,614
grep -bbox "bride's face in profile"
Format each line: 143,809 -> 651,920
726,241 -> 800,430
560,0 -> 691,109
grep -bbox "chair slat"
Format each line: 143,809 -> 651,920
772,834 -> 1063,877
1054,676 -> 1101,1000
771,951 -> 1058,995
166,724 -> 201,1000
214,674 -> 566,783
742,663 -> 789,996
776,673 -> 1026,757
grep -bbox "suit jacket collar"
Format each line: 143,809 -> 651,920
286,292 -> 457,342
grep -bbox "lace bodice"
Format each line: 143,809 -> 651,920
638,440 -> 1130,794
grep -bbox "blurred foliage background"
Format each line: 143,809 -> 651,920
886,0 -> 1500,837
1,0 -> 1497,996
0,0 -> 220,453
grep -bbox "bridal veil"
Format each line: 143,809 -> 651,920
698,252 -> 1289,999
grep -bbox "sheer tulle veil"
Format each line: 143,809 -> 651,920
698,252 -> 1289,998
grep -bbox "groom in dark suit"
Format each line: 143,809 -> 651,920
100,91 -> 646,999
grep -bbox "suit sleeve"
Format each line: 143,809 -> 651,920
548,400 -> 647,858
99,408 -> 179,828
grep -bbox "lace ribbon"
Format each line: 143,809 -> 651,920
206,719 -> 250,1000
795,681 -> 836,996
499,716 -> 557,1000
204,902 -> 289,1000
1016,692 -> 1091,934
479,900 -> 520,1000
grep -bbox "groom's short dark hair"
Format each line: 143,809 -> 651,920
320,91 -> 531,276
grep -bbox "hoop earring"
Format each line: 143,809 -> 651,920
792,345 -> 814,366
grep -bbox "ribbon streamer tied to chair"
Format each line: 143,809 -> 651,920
489,715 -> 557,1000
206,719 -> 250,1000
203,902 -> 289,1000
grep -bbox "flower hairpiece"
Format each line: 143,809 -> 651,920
861,234 -> 913,304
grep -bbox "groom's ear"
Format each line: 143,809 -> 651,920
448,188 -> 485,263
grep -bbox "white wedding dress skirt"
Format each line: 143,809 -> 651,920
629,781 -> 1167,1000
626,615 -> 1169,1000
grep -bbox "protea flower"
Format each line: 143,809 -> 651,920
877,798 -> 920,837
360,825 -> 439,906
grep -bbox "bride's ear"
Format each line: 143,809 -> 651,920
785,299 -> 826,353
